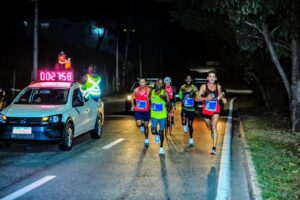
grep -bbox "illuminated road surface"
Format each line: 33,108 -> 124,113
0,99 -> 249,200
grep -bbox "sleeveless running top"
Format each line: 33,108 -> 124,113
202,83 -> 221,115
164,86 -> 174,100
135,86 -> 150,112
150,89 -> 167,119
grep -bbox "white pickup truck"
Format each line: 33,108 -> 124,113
0,81 -> 104,151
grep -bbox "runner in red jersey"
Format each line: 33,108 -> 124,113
164,76 -> 176,126
196,71 -> 227,155
131,78 -> 151,148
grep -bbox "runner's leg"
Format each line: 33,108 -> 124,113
151,118 -> 158,135
211,114 -> 220,148
203,117 -> 213,139
136,120 -> 142,127
159,118 -> 166,147
188,111 -> 195,145
143,112 -> 150,139
181,110 -> 188,133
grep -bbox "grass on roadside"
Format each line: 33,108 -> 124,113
238,97 -> 300,200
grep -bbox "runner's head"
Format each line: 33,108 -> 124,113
185,75 -> 193,85
57,51 -> 66,62
88,65 -> 97,74
139,78 -> 146,88
155,79 -> 163,89
207,71 -> 217,84
163,76 -> 172,87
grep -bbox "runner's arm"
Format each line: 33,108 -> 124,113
172,86 -> 177,109
195,84 -> 210,101
218,85 -> 227,104
131,89 -> 137,110
165,91 -> 170,102
178,85 -> 184,101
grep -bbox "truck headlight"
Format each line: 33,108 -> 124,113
0,114 -> 7,123
42,115 -> 61,124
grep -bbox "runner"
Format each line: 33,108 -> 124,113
163,76 -> 176,126
131,78 -> 151,148
179,75 -> 198,145
196,71 -> 227,155
150,79 -> 169,155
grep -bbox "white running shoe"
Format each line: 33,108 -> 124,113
155,135 -> 160,143
144,139 -> 149,144
183,124 -> 188,133
139,126 -> 144,134
210,146 -> 217,155
144,139 -> 149,147
159,147 -> 165,155
189,138 -> 194,145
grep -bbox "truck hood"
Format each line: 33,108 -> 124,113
1,104 -> 67,117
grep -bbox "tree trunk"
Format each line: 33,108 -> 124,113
96,28 -> 107,50
261,23 -> 291,103
290,40 -> 300,132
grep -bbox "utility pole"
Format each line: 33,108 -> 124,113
32,0 -> 39,80
115,36 -> 119,92
138,44 -> 143,77
122,28 -> 130,88
122,4 -> 134,89
12,71 -> 16,98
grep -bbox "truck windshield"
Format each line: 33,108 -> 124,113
14,88 -> 69,105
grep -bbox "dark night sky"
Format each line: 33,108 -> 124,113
0,0 -> 169,21
0,0 -> 232,89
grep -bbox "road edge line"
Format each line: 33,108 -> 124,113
239,120 -> 263,200
216,97 -> 236,200
0,175 -> 56,200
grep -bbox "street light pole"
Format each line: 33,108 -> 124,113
32,0 -> 39,80
138,44 -> 143,77
115,35 -> 119,92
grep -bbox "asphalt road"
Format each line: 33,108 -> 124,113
0,98 -> 249,200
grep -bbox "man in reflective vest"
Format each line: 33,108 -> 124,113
81,65 -> 101,101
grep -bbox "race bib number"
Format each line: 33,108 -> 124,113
184,98 -> 194,107
152,103 -> 163,112
136,100 -> 147,109
205,100 -> 217,111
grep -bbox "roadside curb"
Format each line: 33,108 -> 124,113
239,120 -> 263,200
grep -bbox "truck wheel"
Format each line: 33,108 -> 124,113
90,115 -> 103,139
59,121 -> 74,151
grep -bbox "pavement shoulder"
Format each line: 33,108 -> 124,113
239,120 -> 263,200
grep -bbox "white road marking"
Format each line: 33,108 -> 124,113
216,97 -> 237,200
0,176 -> 56,200
102,138 -> 125,149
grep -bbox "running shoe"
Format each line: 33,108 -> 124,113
189,138 -> 194,145
155,135 -> 160,143
171,122 -> 175,126
159,147 -> 165,155
139,126 -> 145,134
144,139 -> 149,148
210,146 -> 217,155
183,124 -> 188,133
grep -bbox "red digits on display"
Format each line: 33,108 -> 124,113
39,70 -> 73,82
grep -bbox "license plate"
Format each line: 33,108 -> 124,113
13,127 -> 32,134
